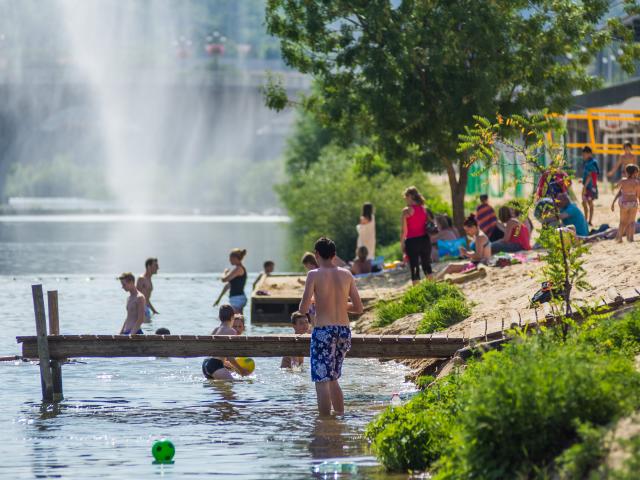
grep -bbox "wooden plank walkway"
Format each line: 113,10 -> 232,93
16,334 -> 466,359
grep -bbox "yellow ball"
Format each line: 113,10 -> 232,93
235,357 -> 255,374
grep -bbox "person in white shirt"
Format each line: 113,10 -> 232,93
356,202 -> 376,260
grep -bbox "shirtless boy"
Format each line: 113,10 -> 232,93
281,311 -> 311,369
299,237 -> 364,416
202,305 -> 251,380
137,257 -> 159,322
607,142 -> 637,181
118,272 -> 146,335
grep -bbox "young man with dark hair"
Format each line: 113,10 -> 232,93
137,257 -> 159,321
118,272 -> 146,335
581,146 -> 599,225
475,194 -> 501,241
300,237 -> 363,416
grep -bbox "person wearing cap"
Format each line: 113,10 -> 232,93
557,193 -> 589,237
118,272 -> 146,335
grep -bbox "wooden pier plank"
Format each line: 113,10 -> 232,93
33,285 -> 54,402
47,290 -> 63,401
17,334 -> 465,359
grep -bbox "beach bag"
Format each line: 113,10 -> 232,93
437,237 -> 467,258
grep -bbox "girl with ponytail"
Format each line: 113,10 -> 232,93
214,248 -> 248,313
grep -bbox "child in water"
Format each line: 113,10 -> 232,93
202,305 -> 251,380
611,164 -> 640,243
281,311 -> 311,369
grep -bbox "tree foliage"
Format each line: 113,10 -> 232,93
265,0 -> 640,227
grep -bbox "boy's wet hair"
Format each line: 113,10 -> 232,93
301,251 -> 318,267
263,260 -> 275,269
145,257 -> 158,268
291,311 -> 310,324
315,237 -> 336,259
155,327 -> 170,335
626,164 -> 639,177
479,194 -> 489,202
219,304 -> 235,322
118,272 -> 135,283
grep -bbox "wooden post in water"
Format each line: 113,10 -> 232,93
47,290 -> 63,401
32,285 -> 53,402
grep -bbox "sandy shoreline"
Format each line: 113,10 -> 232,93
353,188 -> 640,377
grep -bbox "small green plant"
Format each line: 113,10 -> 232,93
611,434 -> 640,480
418,297 -> 471,334
554,422 -> 609,480
374,281 -> 467,327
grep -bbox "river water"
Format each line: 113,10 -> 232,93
0,217 -> 415,479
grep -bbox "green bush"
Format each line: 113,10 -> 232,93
366,376 -> 462,472
278,143 -> 451,264
554,422 -> 608,480
418,296 -> 471,334
577,308 -> 640,357
374,281 -> 466,327
435,338 -> 640,479
377,241 -> 403,262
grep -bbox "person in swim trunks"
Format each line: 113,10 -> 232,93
611,164 -> 640,242
118,272 -> 146,335
299,237 -> 363,416
137,257 -> 159,322
202,304 -> 251,380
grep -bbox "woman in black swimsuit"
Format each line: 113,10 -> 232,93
213,248 -> 248,313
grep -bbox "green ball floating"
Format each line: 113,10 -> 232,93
152,439 -> 175,464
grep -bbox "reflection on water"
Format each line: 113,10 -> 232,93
1,273 -> 416,479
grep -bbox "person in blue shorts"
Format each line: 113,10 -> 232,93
299,237 -> 363,416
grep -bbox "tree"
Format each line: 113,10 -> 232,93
264,0 -> 640,229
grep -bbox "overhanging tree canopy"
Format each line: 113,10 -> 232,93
264,0 -> 640,227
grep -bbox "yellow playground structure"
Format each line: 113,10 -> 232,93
564,108 -> 640,156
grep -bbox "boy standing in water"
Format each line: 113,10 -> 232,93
137,257 -> 159,322
299,237 -> 363,416
118,272 -> 146,335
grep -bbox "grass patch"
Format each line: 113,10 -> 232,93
374,281 -> 468,328
367,309 -> 640,477
418,296 -> 471,334
377,241 -> 403,262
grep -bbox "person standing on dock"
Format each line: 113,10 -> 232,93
118,272 -> 146,335
213,248 -> 248,314
299,237 -> 363,416
137,257 -> 159,322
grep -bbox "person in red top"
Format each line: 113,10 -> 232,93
401,186 -> 433,284
475,194 -> 503,241
491,206 -> 531,254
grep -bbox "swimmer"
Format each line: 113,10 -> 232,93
300,237 -> 363,416
253,260 -> 275,290
137,257 -> 159,322
202,305 -> 251,380
213,248 -> 248,314
281,311 -> 311,369
155,327 -> 170,335
118,272 -> 146,335
232,314 -> 245,335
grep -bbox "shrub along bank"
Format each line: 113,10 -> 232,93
366,308 -> 640,478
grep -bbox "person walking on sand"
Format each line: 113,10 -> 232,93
137,257 -> 159,322
401,186 -> 433,284
299,237 -> 363,416
356,202 -> 376,260
607,141 -> 637,182
214,248 -> 248,313
611,164 -> 640,243
118,272 -> 146,335
581,146 -> 599,226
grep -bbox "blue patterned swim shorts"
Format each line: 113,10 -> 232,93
310,326 -> 351,382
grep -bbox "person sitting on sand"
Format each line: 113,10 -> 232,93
253,260 -> 275,290
299,237 -> 363,416
137,257 -> 159,322
430,214 -> 460,262
118,272 -> 146,335
491,207 -> 531,254
351,246 -> 372,275
232,314 -> 246,335
281,311 -> 311,369
435,215 -> 491,280
611,164 -> 640,243
555,193 -> 589,237
202,305 -> 251,380
214,248 -> 248,314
